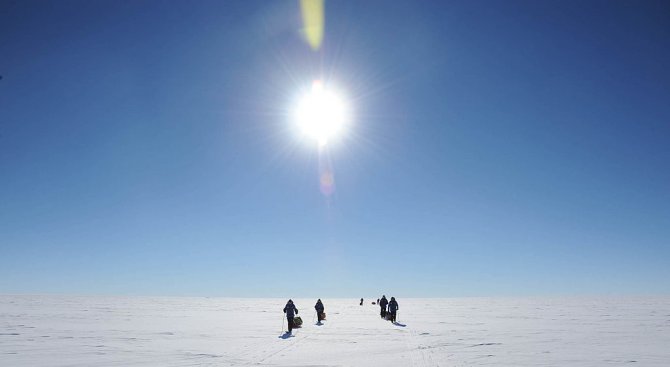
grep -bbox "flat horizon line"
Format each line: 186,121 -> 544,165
2,292 -> 669,299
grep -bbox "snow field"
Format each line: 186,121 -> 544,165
1,295 -> 669,366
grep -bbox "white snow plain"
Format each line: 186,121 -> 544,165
1,295 -> 669,366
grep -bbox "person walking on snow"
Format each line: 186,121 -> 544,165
388,297 -> 399,323
315,299 -> 325,324
379,295 -> 388,319
283,299 -> 299,333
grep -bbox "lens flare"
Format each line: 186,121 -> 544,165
300,0 -> 324,50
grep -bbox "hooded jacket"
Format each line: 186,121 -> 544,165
283,301 -> 299,318
379,296 -> 388,309
388,298 -> 398,313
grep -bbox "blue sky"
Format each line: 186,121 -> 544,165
1,0 -> 668,297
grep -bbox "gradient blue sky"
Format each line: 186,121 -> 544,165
1,0 -> 669,297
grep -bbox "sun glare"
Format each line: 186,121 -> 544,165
295,81 -> 348,147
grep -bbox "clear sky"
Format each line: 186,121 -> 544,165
1,0 -> 669,297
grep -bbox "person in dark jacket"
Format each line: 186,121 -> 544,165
314,299 -> 325,323
379,295 -> 388,319
283,299 -> 299,333
387,297 -> 399,322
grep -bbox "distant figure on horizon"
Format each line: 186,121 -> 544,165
377,298 -> 380,304
283,299 -> 299,334
388,297 -> 399,323
315,299 -> 325,324
360,298 -> 364,306
379,295 -> 388,319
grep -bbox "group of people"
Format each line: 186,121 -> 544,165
282,296 -> 399,334
282,299 -> 325,334
377,295 -> 399,322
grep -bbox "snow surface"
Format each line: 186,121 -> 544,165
1,295 -> 669,366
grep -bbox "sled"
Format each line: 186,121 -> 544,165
293,316 -> 303,328
319,312 -> 326,320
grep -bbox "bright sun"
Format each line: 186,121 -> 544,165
295,80 -> 349,146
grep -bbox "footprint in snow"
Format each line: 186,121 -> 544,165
469,343 -> 502,347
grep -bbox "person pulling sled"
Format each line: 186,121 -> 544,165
315,299 -> 325,324
283,299 -> 299,333
379,295 -> 388,319
388,297 -> 399,323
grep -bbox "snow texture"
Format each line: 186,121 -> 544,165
1,295 -> 669,366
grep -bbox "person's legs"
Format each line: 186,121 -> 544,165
287,317 -> 294,332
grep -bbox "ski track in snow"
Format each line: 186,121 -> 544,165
1,296 -> 670,366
